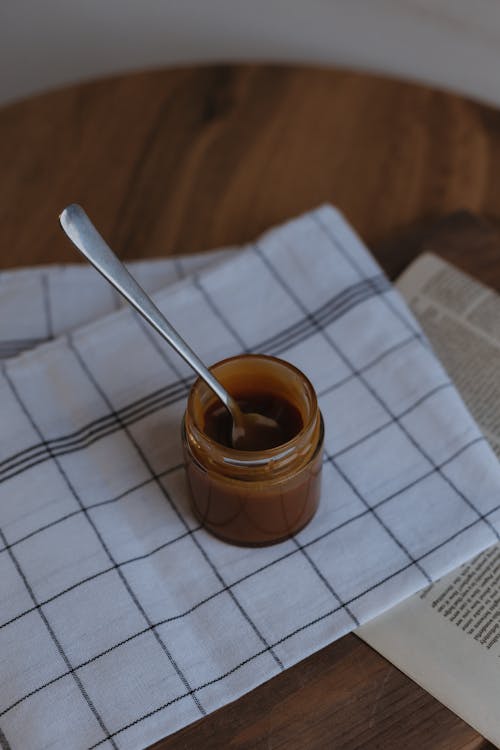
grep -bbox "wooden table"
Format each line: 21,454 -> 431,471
1,65 -> 499,750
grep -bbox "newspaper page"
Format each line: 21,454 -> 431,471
358,253 -> 500,747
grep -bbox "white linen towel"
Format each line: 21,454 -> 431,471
1,206 -> 499,750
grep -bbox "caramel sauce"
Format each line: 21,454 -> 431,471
204,392 -> 303,450
183,354 -> 323,546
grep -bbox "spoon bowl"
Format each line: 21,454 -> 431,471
231,409 -> 287,451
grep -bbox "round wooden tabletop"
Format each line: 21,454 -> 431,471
1,65 -> 499,750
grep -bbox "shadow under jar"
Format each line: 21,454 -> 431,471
182,354 -> 324,546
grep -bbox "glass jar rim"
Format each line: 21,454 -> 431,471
185,353 -> 320,468
182,412 -> 324,488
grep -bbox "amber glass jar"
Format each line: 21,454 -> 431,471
182,354 -> 324,546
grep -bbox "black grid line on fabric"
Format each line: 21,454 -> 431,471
312,211 -> 424,342
252,240 -> 500,553
0,274 -> 388,482
0,727 -> 10,750
67,339 -> 206,717
85,462 -> 185,510
193,274 -> 361,627
251,242 -> 437,581
332,435 -> 486,517
0,370 -> 118,747
0,328 -> 418,485
192,275 -> 246,351
333,458 -> 432,582
316,333 -> 417,398
2,433 -> 484,635
0,373 -> 188,467
0,379 -> 192,483
84,642 -> 282,749
0,728 -> 10,750
132,313 -> 194,394
0,461 -> 186,556
0,520 -> 115,747
41,273 -> 54,339
1,366 -> 204,721
327,381 -> 453,459
0,461 -> 184,555
258,277 -> 390,356
291,537 -> 360,623
69,329 -> 285,674
0,525 -> 199,632
68,337 -> 278,677
2,436 -> 495,723
312,221 -> 500,543
0,564 -> 114,632
80,499 -> 500,750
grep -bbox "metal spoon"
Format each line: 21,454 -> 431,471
59,204 -> 282,451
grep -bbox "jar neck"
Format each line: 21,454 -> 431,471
184,409 -> 322,482
184,354 -> 323,482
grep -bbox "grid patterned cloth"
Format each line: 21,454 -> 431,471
0,249 -> 231,359
1,206 -> 499,750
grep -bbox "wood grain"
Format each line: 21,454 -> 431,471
1,65 -> 500,273
150,634 -> 493,750
1,64 -> 499,749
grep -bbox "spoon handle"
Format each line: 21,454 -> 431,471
59,204 -> 235,412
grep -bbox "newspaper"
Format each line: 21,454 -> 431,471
359,252 -> 500,747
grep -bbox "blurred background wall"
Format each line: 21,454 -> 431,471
2,0 -> 500,106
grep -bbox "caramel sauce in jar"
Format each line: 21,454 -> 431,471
182,354 -> 324,546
